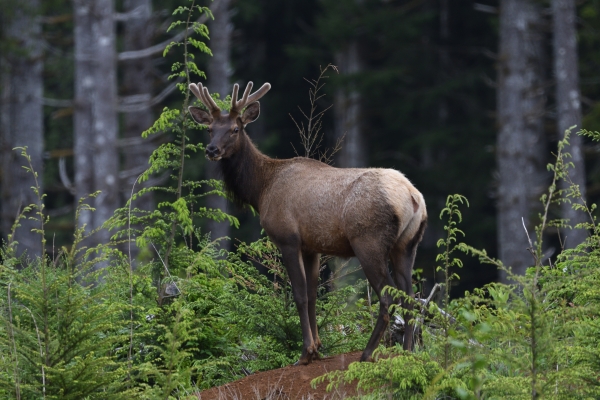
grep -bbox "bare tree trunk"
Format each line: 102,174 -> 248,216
497,0 -> 547,280
0,0 -> 44,259
553,0 -> 587,248
73,0 -> 119,256
334,42 -> 365,168
206,0 -> 232,247
122,0 -> 155,259
73,0 -> 95,238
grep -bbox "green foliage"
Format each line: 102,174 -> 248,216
3,147 -> 48,261
0,264 -> 125,399
313,347 -> 466,399
436,194 -> 468,370
0,193 -> 135,399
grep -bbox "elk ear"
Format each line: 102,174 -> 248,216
188,106 -> 213,125
241,102 -> 260,126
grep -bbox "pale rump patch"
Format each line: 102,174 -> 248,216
411,194 -> 419,213
377,169 -> 427,242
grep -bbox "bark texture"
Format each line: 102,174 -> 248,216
553,0 -> 587,248
122,0 -> 155,258
73,0 -> 119,253
497,0 -> 547,279
334,42 -> 365,168
0,0 -> 44,258
206,0 -> 232,246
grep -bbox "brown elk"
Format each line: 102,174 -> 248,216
188,81 -> 427,365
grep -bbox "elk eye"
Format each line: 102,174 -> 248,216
233,127 -> 239,134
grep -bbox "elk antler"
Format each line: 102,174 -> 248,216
189,82 -> 221,116
230,81 -> 271,116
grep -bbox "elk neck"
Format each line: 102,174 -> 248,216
217,131 -> 277,212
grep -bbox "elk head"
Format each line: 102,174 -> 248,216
188,81 -> 271,160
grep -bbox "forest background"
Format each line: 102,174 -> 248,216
4,0 -> 600,290
0,0 -> 600,398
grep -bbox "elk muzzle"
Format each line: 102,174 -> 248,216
205,143 -> 222,161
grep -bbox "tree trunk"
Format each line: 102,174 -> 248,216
0,0 -> 44,259
73,0 -> 95,238
553,0 -> 587,248
497,0 -> 547,280
73,0 -> 119,256
334,42 -> 365,168
121,0 -> 155,259
206,0 -> 232,247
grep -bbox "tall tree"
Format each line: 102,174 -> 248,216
497,0 -> 548,279
0,0 -> 44,258
121,0 -> 155,258
206,0 -> 232,246
316,0 -> 366,168
553,0 -> 587,248
334,41 -> 365,168
73,0 -> 119,254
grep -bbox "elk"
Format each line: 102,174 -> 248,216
188,81 -> 427,365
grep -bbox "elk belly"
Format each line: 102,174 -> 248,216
299,221 -> 355,257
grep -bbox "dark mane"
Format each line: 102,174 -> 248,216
217,132 -> 273,211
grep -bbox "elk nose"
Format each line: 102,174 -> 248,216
206,144 -> 220,159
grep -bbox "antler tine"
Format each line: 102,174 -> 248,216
239,81 -> 253,107
231,82 -> 254,114
189,82 -> 221,114
201,85 -> 221,114
246,83 -> 272,104
230,83 -> 240,111
189,83 -> 203,101
230,82 -> 272,115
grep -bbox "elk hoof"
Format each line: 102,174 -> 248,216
294,357 -> 310,366
315,337 -> 322,350
294,346 -> 320,366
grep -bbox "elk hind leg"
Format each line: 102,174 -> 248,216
390,219 -> 426,351
351,239 -> 396,362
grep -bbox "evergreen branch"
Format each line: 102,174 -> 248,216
116,2 -> 217,61
7,283 -> 21,400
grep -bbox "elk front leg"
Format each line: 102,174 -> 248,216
303,252 -> 322,353
279,243 -> 317,365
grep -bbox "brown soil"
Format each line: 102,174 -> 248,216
196,351 -> 362,400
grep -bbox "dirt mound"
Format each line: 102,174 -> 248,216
197,351 -> 362,399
